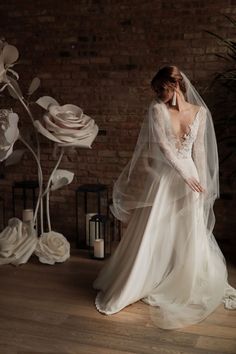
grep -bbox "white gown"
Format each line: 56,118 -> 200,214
93,105 -> 236,329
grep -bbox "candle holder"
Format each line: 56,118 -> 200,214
75,184 -> 109,249
12,180 -> 39,217
88,214 -> 110,260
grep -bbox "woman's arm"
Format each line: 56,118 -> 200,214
152,104 -> 204,193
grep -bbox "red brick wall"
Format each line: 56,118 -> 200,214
0,0 -> 235,250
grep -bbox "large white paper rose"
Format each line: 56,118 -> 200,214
0,218 -> 38,266
35,231 -> 70,265
0,109 -> 19,161
34,97 -> 98,148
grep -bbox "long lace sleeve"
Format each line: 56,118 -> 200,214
152,105 -> 190,180
192,107 -> 207,188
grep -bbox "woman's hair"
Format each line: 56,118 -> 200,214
151,66 -> 186,100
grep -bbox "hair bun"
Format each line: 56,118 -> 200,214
151,66 -> 186,99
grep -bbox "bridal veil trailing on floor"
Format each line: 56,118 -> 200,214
93,72 -> 236,329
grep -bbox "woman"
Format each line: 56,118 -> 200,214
93,66 -> 235,329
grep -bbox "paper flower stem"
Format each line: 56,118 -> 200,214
7,81 -> 35,126
7,80 -> 44,233
46,188 -> 51,232
19,135 -> 43,230
7,82 -> 40,155
45,148 -> 64,232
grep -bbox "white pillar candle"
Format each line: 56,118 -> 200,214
94,239 -> 104,258
22,209 -> 35,236
22,209 -> 34,222
86,213 -> 97,246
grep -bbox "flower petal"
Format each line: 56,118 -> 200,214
52,113 -> 86,128
0,53 -> 6,83
4,113 -> 19,144
49,104 -> 83,120
34,120 -> 62,143
36,96 -> 59,110
44,115 -> 87,137
7,68 -> 19,80
0,83 -> 8,92
28,77 -> 40,95
58,124 -> 99,148
3,45 -> 19,64
54,134 -> 80,142
51,169 -> 74,191
0,144 -> 14,161
0,218 -> 37,265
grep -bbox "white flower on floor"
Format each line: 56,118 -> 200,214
0,109 -> 19,161
0,218 -> 38,266
34,96 -> 99,148
35,231 -> 70,265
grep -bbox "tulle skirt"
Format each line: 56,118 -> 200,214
93,158 -> 230,329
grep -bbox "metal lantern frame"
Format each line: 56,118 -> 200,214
88,214 -> 111,259
75,183 -> 109,249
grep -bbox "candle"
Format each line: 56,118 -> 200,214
22,209 -> 34,222
22,209 -> 35,236
86,213 -> 97,246
94,239 -> 104,258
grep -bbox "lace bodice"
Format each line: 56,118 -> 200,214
153,104 -> 207,185
167,107 -> 202,159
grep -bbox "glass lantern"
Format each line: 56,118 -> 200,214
88,214 -> 110,259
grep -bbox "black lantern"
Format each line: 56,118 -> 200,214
88,214 -> 111,259
75,184 -> 109,249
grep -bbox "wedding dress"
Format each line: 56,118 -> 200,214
93,74 -> 236,329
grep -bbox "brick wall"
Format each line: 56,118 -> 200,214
0,0 -> 235,251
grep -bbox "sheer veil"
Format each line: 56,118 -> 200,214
182,71 -> 219,198
104,70 -> 236,328
90,68 -> 236,329
110,71 -> 219,235
108,70 -> 226,328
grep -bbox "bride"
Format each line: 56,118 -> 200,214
93,66 -> 236,329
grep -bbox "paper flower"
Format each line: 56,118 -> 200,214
0,109 -> 19,162
34,97 -> 98,148
35,231 -> 70,265
51,169 -> 74,191
0,40 -> 19,84
0,218 -> 38,266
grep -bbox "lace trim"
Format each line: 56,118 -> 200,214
167,107 -> 202,158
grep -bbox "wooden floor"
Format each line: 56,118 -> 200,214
0,247 -> 235,354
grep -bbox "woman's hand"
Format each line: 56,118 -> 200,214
184,177 -> 205,193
